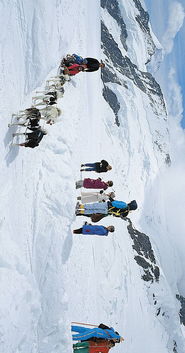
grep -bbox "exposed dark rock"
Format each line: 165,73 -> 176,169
176,295 -> 185,326
128,222 -> 156,262
133,0 -> 155,59
101,0 -> 128,51
153,294 -> 157,305
142,271 -> 154,282
154,142 -> 171,164
153,266 -> 160,281
133,0 -> 150,33
173,340 -> 178,353
101,0 -> 170,161
154,140 -> 163,153
102,85 -> 120,126
127,219 -> 160,282
101,21 -> 165,109
101,65 -> 122,86
134,256 -> 151,269
165,153 -> 171,166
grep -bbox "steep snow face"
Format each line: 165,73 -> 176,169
101,0 -> 170,172
0,1 -> 92,352
101,1 -> 185,352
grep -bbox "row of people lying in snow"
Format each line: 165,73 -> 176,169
9,88 -> 63,147
56,59 -> 122,348
76,161 -> 137,218
72,324 -> 123,353
10,105 -> 61,148
73,198 -> 137,236
9,53 -> 104,148
73,162 -> 138,235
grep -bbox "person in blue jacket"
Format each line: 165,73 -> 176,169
73,223 -> 115,236
76,200 -> 137,219
71,325 -> 122,342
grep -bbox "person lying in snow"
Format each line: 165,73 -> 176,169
13,128 -> 47,148
80,161 -> 112,173
62,63 -> 87,76
61,54 -> 105,73
75,178 -> 113,190
71,324 -> 123,342
76,201 -> 108,215
76,200 -> 138,219
73,223 -> 115,236
9,116 -> 40,131
17,107 -> 41,119
39,106 -> 62,125
73,340 -> 115,353
77,191 -> 115,204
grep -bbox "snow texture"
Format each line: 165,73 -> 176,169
0,1 -> 185,353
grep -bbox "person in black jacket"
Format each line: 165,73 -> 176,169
12,128 -> 47,148
80,160 -> 112,173
84,58 -> 105,72
18,139 -> 40,148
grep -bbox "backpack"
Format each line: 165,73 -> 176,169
111,201 -> 128,209
108,207 -> 129,218
91,214 -> 107,223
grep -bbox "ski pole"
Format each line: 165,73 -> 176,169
71,322 -> 98,327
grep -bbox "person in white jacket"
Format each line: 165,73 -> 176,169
39,106 -> 61,125
77,191 -> 115,204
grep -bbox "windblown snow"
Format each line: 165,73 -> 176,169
0,1 -> 185,353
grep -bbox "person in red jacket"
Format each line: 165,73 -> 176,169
89,340 -> 115,353
75,178 -> 113,190
63,63 -> 87,76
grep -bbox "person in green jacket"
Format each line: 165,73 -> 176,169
73,341 -> 89,353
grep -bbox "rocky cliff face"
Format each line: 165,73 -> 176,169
126,216 -> 185,352
100,1 -> 185,350
101,0 -> 170,165
127,219 -> 160,283
101,0 -> 128,51
132,0 -> 156,61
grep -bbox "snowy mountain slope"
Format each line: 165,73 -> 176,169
0,1 -> 95,352
100,0 -> 185,352
101,0 -> 170,169
1,1 -> 185,353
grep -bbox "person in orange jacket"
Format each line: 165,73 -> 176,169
89,340 -> 115,353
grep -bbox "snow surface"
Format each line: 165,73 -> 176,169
1,1 -> 185,353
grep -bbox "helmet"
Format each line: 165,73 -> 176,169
128,200 -> 138,210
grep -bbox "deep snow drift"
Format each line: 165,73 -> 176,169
1,1 -> 185,353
